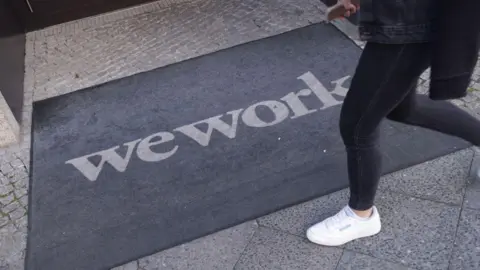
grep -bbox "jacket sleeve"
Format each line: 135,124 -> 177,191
429,0 -> 480,100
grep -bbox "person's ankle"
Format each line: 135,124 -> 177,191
351,207 -> 373,218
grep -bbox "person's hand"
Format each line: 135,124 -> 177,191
338,0 -> 359,17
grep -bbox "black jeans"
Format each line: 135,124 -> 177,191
340,42 -> 480,211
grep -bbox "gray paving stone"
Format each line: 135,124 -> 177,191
0,223 -> 15,234
464,95 -> 480,116
2,201 -> 20,214
0,173 -> 8,185
258,189 -> 349,237
465,187 -> 480,210
0,160 -> 13,174
14,216 -> 27,232
12,177 -> 27,189
112,261 -> 139,270
19,195 -> 28,208
417,83 -> 429,95
258,150 -> 471,238
451,99 -> 466,108
379,149 -> 473,205
449,209 -> 480,270
346,190 -> 460,270
0,216 -> 9,227
14,186 -> 27,199
9,159 -> 24,170
0,162 -> 13,175
464,93 -> 479,104
8,208 -> 25,221
135,221 -> 258,270
465,148 -> 480,210
9,169 -> 28,184
0,224 -> 26,270
420,68 -> 431,81
337,250 -> 414,270
14,149 -> 30,166
234,227 -> 342,270
0,193 -> 14,206
0,183 -> 13,196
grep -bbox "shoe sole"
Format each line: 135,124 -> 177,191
306,226 -> 381,247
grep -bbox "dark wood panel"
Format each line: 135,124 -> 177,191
9,0 -> 158,31
0,0 -> 25,123
0,0 -> 23,37
28,0 -> 112,14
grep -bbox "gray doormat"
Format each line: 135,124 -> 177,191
27,23 -> 470,270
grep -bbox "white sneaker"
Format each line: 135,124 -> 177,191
306,206 -> 381,246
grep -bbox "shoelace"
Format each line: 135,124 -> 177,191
325,208 -> 351,230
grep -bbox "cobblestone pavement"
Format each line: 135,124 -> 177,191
1,0 -> 480,269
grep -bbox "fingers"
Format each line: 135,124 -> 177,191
347,4 -> 357,13
342,3 -> 359,18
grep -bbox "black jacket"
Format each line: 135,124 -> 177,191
359,0 -> 437,44
429,0 -> 480,100
359,0 -> 480,100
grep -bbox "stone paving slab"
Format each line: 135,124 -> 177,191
0,92 -> 19,147
0,224 -> 25,269
257,155 -> 466,270
465,149 -> 480,210
234,226 -> 342,270
113,150 -> 476,270
113,222 -> 258,270
346,190 -> 460,270
465,184 -> 480,211
449,209 -> 480,270
379,148 -> 473,205
337,250 -> 415,270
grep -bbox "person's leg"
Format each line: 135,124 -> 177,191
388,87 -> 480,146
307,42 -> 431,246
341,42 -> 431,213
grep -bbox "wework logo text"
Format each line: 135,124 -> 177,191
66,72 -> 350,181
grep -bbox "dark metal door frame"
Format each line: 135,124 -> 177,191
8,0 -> 158,32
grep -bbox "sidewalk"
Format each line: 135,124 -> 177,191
114,149 -> 480,270
1,0 -> 480,269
